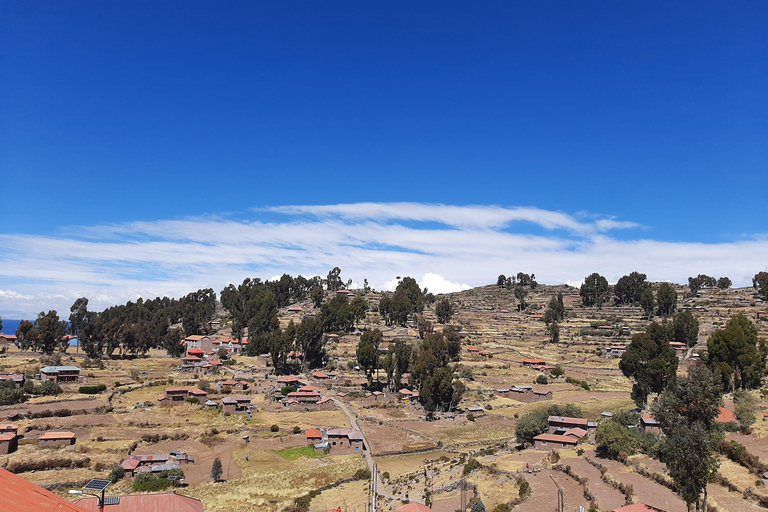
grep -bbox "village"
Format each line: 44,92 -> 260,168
1,281 -> 768,512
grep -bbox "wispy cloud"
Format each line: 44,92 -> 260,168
0,203 -> 764,318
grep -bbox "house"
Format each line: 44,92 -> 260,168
222,395 -> 252,414
0,372 -> 25,388
183,335 -> 213,354
40,365 -> 81,383
530,314 -> 544,322
466,347 -> 480,354
562,427 -> 588,440
38,431 -> 77,447
0,467 -> 91,512
185,348 -> 206,358
397,503 -> 432,512
716,407 -> 737,424
326,428 -> 365,454
288,305 -> 303,312
522,358 -> 546,368
305,428 -> 322,444
159,387 -> 208,405
466,406 -> 484,415
0,432 -> 18,454
204,400 -> 219,410
669,342 -> 687,355
548,416 -> 589,432
0,334 -> 17,347
533,433 -> 579,449
276,376 -> 301,387
605,346 -> 626,358
74,492 -> 205,512
640,414 -> 661,435
313,371 -> 331,380
220,380 -> 249,392
0,423 -> 19,435
531,389 -> 553,402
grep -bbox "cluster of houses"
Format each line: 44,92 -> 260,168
305,427 -> 366,455
0,424 -> 79,453
273,377 -> 335,410
520,358 -> 556,372
157,387 -> 254,414
532,416 -> 596,449
495,385 -> 552,402
120,451 -> 193,477
0,371 -> 25,387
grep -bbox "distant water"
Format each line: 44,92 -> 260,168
1,319 -> 78,345
1,319 -> 21,336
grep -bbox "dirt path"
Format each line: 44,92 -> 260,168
598,458 -> 687,512
512,470 -> 558,512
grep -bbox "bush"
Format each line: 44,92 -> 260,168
595,421 -> 638,460
467,413 -> 475,422
270,424 -> 280,432
536,374 -> 548,385
133,473 -> 172,492
108,465 -> 125,483
354,468 -> 371,480
463,458 -> 480,476
78,384 -> 107,394
292,426 -> 301,434
551,366 -> 565,378
186,397 -> 199,404
281,386 -> 297,395
721,421 -> 740,432
382,471 -> 390,480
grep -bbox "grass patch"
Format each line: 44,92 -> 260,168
272,445 -> 324,460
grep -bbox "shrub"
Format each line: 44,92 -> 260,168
186,397 -> 199,404
270,424 -> 280,432
518,480 -> 530,498
382,471 -> 390,480
281,386 -> 297,395
354,468 -> 371,480
467,413 -> 475,422
133,473 -> 172,492
535,374 -> 548,385
292,426 -> 301,434
463,458 -> 480,476
78,384 -> 107,394
109,465 -> 125,483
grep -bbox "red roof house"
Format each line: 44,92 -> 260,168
0,467 -> 90,512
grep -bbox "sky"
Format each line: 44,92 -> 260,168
1,2 -> 766,319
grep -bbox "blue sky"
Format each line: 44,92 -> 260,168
1,2 -> 766,318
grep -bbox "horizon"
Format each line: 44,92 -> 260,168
1,2 -> 766,318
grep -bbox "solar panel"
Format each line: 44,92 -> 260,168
83,479 -> 111,492
103,497 -> 120,505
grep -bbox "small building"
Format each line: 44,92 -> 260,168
716,407 -> 737,424
327,428 -> 365,454
220,380 -> 249,392
466,406 -> 484,415
276,376 -> 301,386
313,371 -> 330,380
0,423 -> 19,435
0,467 -> 92,512
522,358 -> 546,368
204,400 -> 219,410
159,387 -> 208,405
74,492 -> 205,512
183,335 -> 213,354
0,372 -> 25,388
605,345 -> 626,358
0,432 -> 18,454
38,431 -> 77,447
0,334 -> 17,348
533,433 -> 579,449
222,395 -> 252,414
305,428 -> 322,444
548,416 -> 589,432
640,414 -> 661,435
40,366 -> 81,383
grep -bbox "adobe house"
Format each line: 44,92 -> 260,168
159,387 -> 208,405
533,433 -> 579,450
222,395 -> 252,414
327,428 -> 365,454
521,358 -> 546,368
640,414 -> 662,435
305,428 -> 322,445
38,431 -> 77,447
0,372 -> 24,388
530,389 -> 553,402
74,492 -> 204,512
548,416 -> 589,433
0,467 -> 93,512
276,375 -> 301,387
0,334 -> 17,348
313,371 -> 331,380
220,380 -> 249,392
0,432 -> 18,454
285,391 -> 322,404
204,400 -> 219,410
183,335 -> 213,354
40,366 -> 81,383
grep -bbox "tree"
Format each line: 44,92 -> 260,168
734,390 -> 759,430
435,299 -> 454,324
515,410 -> 548,445
320,295 -> 355,332
357,329 -> 382,386
0,315 -> 2,332
595,420 -> 638,460
211,457 -> 223,482
535,374 -> 548,385
393,339 -> 412,390
326,267 -> 343,291
551,366 -> 565,378
471,499 -> 486,512
672,311 -> 699,348
614,272 -> 648,305
580,273 -> 609,309
656,282 -> 677,317
296,316 -> 325,369
310,286 -> 324,308
350,296 -> 369,328
548,321 -> 560,344
497,275 -> 506,288
640,287 -> 655,320
35,311 -> 68,355
705,313 -> 766,391
651,364 -> 723,512
716,277 -> 732,290
754,271 -> 768,299
268,324 -> 295,375
15,320 -> 35,350
68,297 -> 89,339
514,286 -> 528,311
419,366 -> 463,413
619,323 -> 679,408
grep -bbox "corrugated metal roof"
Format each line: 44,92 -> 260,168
75,493 -> 204,512
0,467 -> 90,512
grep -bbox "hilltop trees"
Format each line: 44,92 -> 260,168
716,276 -> 732,290
705,313 -> 766,391
514,286 -> 528,311
614,272 -> 648,305
619,323 -> 679,408
543,293 -> 565,324
16,311 -> 68,355
497,275 -> 506,288
580,273 -> 609,309
379,276 -> 426,326
640,287 -> 656,319
754,271 -> 768,299
357,329 -> 382,386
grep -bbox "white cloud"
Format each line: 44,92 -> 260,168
0,203 -> 765,317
